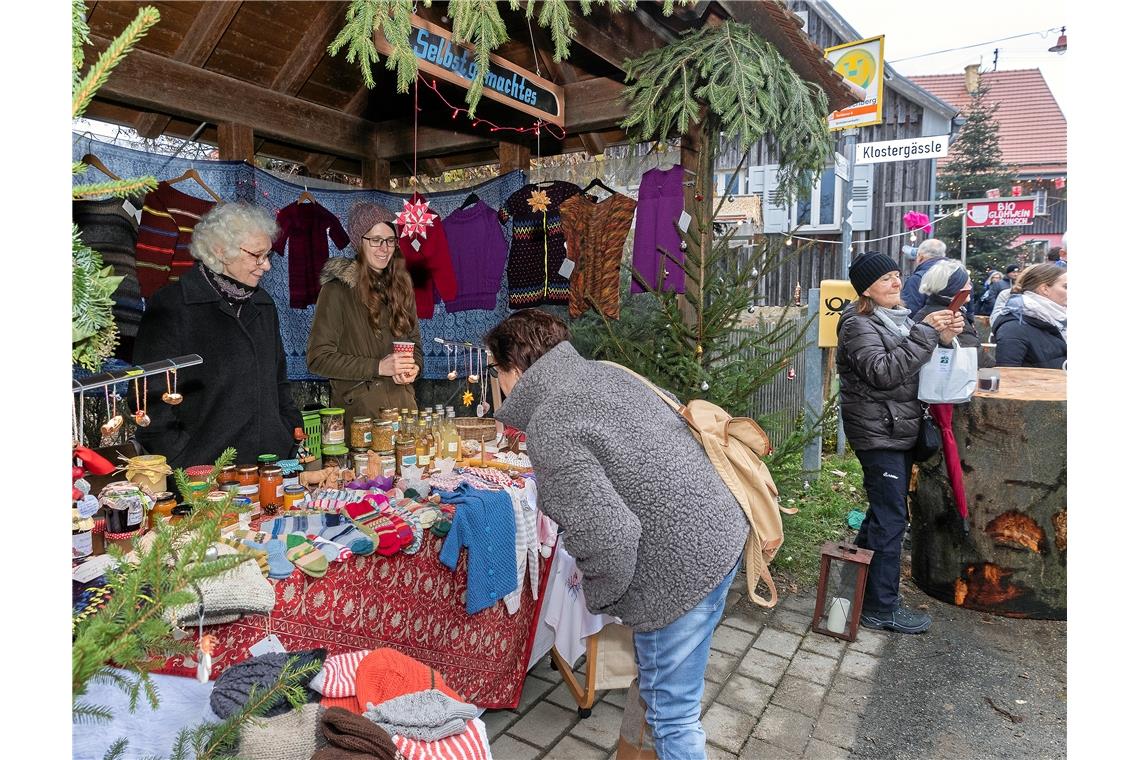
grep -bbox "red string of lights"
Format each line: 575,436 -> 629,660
419,74 -> 567,141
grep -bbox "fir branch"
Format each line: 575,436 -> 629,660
102,738 -> 129,760
73,176 -> 158,200
73,6 -> 161,119
450,0 -> 509,111
73,701 -> 115,725
73,0 -> 91,83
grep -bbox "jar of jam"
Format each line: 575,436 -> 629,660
371,420 -> 395,454
216,464 -> 239,487
102,482 -> 148,534
257,453 -> 279,466
350,417 -> 373,449
236,464 -> 260,508
168,504 -> 193,524
184,464 -> 216,488
259,466 -> 284,516
232,496 -> 253,528
283,484 -> 306,510
186,481 -> 211,501
320,407 -> 346,446
152,491 -> 177,522
73,510 -> 95,560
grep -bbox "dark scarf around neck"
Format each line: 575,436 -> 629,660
200,262 -> 257,306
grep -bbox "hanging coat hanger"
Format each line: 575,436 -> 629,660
582,177 -> 618,200
80,153 -> 121,181
296,178 -> 317,204
459,191 -> 480,210
165,167 -> 223,203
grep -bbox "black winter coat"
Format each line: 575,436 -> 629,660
836,307 -> 939,452
914,295 -> 995,368
991,312 -> 1066,369
133,264 -> 302,468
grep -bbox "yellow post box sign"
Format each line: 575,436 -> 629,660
818,279 -> 858,347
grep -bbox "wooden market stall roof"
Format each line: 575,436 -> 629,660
81,1 -> 855,183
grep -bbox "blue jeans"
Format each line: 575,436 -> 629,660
633,554 -> 741,760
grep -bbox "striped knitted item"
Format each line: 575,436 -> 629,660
285,534 -> 329,578
343,497 -> 409,556
308,534 -> 354,563
309,488 -> 372,512
386,500 -> 423,555
319,695 -> 362,714
393,719 -> 489,760
134,182 -> 215,298
310,649 -> 370,698
219,533 -> 271,577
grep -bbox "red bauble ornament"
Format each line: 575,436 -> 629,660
694,192 -> 704,201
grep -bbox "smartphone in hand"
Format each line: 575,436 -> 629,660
948,286 -> 971,312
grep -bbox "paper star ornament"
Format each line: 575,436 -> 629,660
526,189 -> 551,213
396,197 -> 437,240
462,389 -> 475,406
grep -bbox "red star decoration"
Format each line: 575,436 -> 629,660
396,197 -> 437,240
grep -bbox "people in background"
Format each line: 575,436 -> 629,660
980,264 -> 1020,316
487,309 -> 747,758
991,263 -> 1067,369
836,252 -> 963,635
915,259 -> 995,368
1047,246 -> 1067,268
134,203 -> 301,467
308,203 -> 421,421
901,238 -> 946,316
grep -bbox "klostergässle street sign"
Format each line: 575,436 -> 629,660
855,135 -> 950,164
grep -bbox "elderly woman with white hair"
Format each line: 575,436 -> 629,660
913,258 -> 995,368
134,202 -> 302,467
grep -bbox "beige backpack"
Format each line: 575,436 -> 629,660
603,362 -> 796,607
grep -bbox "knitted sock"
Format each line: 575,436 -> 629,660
219,534 -> 271,577
320,514 -> 377,556
268,513 -> 320,539
343,500 -> 403,556
387,501 -> 422,554
285,534 -> 329,578
244,537 -> 294,579
308,534 -> 353,563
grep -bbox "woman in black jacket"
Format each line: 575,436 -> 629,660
134,203 -> 302,467
837,252 -> 963,634
991,263 -> 1067,369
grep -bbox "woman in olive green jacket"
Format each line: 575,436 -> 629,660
307,204 -> 421,421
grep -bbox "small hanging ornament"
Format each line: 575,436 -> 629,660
162,369 -> 182,405
446,344 -> 458,381
132,377 -> 151,428
694,192 -> 703,202
396,197 -> 437,240
793,282 -> 802,306
101,387 -> 123,438
679,240 -> 687,251
526,189 -> 552,213
750,267 -> 759,278
700,380 -> 710,391
466,347 -> 478,384
695,343 -> 704,357
787,366 -> 797,380
462,389 -> 475,407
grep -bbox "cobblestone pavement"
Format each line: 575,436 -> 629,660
483,574 -> 884,759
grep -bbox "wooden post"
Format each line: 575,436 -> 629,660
679,110 -> 716,334
362,158 -> 390,190
802,288 -> 823,480
217,122 -> 254,162
498,141 -> 532,174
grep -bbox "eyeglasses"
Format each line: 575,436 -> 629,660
487,363 -> 500,379
240,247 -> 272,266
362,236 -> 398,249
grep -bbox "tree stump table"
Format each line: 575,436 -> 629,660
911,367 -> 1066,619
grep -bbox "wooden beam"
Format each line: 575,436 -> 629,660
498,142 -> 532,174
302,82 -> 373,176
534,45 -> 609,157
270,1 -> 345,95
87,34 -> 377,159
134,1 -> 241,138
362,158 -> 391,190
217,122 -> 254,162
567,7 -> 662,70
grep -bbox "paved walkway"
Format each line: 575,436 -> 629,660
482,573 -> 885,759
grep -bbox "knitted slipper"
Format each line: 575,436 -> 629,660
307,534 -> 354,563
321,517 -> 378,557
243,537 -> 294,579
343,500 -> 403,556
285,534 -> 329,578
219,534 -> 271,577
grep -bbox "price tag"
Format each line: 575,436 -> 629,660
249,633 -> 286,657
557,259 -> 575,278
73,554 -> 118,583
410,237 -> 422,252
122,198 -> 142,224
677,210 -> 692,233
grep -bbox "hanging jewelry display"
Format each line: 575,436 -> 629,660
162,369 -> 183,405
476,350 -> 490,418
133,377 -> 151,427
462,346 -> 476,407
446,344 -> 458,381
466,345 -> 478,384
101,386 -> 123,439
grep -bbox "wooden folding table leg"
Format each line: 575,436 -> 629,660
549,632 -> 600,718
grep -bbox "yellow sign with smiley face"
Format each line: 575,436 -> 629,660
825,35 -> 885,131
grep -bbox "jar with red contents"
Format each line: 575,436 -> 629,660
236,465 -> 260,510
259,465 -> 284,516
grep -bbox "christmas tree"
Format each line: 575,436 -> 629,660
572,21 -> 832,472
934,82 -> 1020,283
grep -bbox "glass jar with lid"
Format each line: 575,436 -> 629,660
320,407 -> 346,446
323,444 -> 350,472
371,420 -> 395,454
259,466 -> 284,516
350,417 -> 373,449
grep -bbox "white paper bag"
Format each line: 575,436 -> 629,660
918,339 -> 977,404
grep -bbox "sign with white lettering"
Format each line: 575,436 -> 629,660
374,17 -> 566,126
825,36 -> 885,131
855,135 -> 949,164
965,200 -> 1036,227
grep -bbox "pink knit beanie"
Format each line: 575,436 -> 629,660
347,203 -> 396,251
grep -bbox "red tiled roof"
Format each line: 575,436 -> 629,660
909,69 -> 1066,175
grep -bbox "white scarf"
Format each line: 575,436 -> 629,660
1019,291 -> 1068,342
873,305 -> 914,337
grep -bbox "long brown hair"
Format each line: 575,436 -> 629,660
354,221 -> 417,338
1011,262 -> 1065,295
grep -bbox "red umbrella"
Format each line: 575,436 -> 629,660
928,403 -> 970,535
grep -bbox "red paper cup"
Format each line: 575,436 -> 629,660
392,341 -> 415,355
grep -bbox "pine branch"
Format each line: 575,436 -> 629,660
73,176 -> 158,200
450,0 -> 509,111
73,6 -> 161,119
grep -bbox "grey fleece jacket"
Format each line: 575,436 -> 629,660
495,341 -> 748,632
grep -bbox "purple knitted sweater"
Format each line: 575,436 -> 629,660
441,200 -> 509,312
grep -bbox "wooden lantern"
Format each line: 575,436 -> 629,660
811,541 -> 874,641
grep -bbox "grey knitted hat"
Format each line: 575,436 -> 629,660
238,702 -> 327,760
363,689 -> 478,741
347,202 -> 396,252
167,543 -> 275,627
210,649 -> 327,719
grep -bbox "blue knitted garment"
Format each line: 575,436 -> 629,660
72,134 -> 525,380
438,483 -> 518,614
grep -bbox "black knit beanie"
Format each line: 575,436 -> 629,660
848,251 -> 899,296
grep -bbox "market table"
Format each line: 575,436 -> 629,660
911,367 -> 1066,619
161,531 -> 553,709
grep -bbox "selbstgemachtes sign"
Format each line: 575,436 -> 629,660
374,17 -> 566,127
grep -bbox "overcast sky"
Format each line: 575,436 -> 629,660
827,0 -> 1068,116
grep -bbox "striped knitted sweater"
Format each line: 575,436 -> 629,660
560,191 -> 637,319
135,181 -> 215,298
498,181 -> 582,308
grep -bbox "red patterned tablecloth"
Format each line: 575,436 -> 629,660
160,533 -> 552,709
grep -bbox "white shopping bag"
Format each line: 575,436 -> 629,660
918,339 -> 977,404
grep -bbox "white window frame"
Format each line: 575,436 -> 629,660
789,166 -> 841,232
1034,188 -> 1049,215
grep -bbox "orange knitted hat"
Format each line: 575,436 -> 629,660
353,647 -> 462,711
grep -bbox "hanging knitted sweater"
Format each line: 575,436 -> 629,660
498,181 -> 582,308
73,195 -> 145,359
271,200 -> 350,309
135,181 -> 216,298
560,191 -> 637,319
397,193 -> 459,319
631,165 -> 686,294
441,200 -> 509,312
